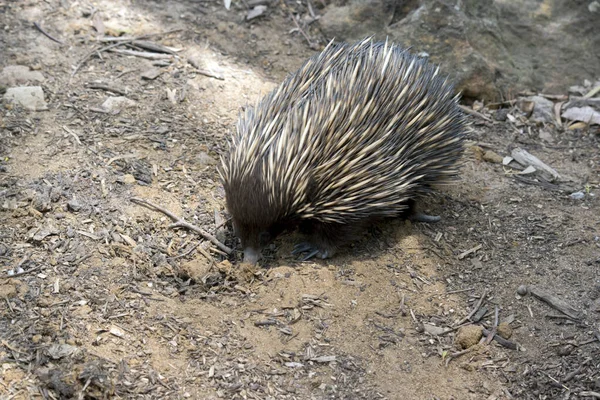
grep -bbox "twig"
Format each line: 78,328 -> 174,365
5,298 -> 14,313
289,13 -> 317,49
454,289 -> 488,326
481,328 -> 518,350
546,374 -> 569,391
108,48 -> 174,60
484,306 -> 500,344
438,321 -> 473,336
457,244 -> 482,260
72,42 -> 128,78
130,197 -> 232,254
409,308 -> 418,324
195,69 -> 225,80
517,285 -> 581,320
33,22 -> 63,44
563,366 -> 582,383
86,83 -> 128,96
168,241 -> 203,260
458,105 -> 493,123
399,293 -> 406,316
96,29 -> 185,42
445,348 -> 471,367
62,126 -> 82,145
446,287 -> 474,294
579,391 -> 600,399
8,265 -> 41,277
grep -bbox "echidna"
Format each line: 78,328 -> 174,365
220,38 -> 465,264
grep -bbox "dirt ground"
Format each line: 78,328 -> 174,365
1,1 -> 599,399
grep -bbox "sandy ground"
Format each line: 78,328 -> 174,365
1,1 -> 599,399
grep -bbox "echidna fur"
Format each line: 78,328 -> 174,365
220,38 -> 466,264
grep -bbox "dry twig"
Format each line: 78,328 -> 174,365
33,22 -> 63,44
130,197 -> 232,254
454,289 -> 488,326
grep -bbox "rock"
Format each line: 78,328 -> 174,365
527,96 -> 554,124
482,150 -> 503,164
317,0 -> 600,101
101,96 -> 136,112
141,68 -> 163,80
0,66 -> 45,86
562,106 -> 600,126
569,191 -> 585,200
67,198 -> 82,212
247,5 -> 267,20
33,191 -> 52,212
29,223 -> 60,242
47,344 -> 80,359
423,323 -> 446,336
495,109 -> 509,121
3,86 -> 48,111
496,322 -> 513,339
456,325 -> 483,349
117,174 -> 137,184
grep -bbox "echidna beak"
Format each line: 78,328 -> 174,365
243,247 -> 261,264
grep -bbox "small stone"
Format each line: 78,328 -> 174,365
3,86 -> 48,111
482,150 -> 503,164
497,322 -> 513,339
526,96 -> 554,124
141,68 -> 163,80
67,198 -> 82,212
456,325 -> 483,349
557,344 -> 574,356
109,326 -> 125,338
562,106 -> 600,125
569,191 -> 585,200
422,323 -> 446,336
47,344 -> 79,359
101,96 -> 136,112
117,174 -> 137,184
246,5 -> 267,20
33,191 -> 52,212
495,108 -> 509,121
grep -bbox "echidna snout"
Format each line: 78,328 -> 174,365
220,38 -> 466,264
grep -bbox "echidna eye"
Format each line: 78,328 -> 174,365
258,231 -> 271,246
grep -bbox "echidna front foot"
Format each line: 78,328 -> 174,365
292,242 -> 333,261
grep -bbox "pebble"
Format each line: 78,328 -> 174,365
3,86 -> 48,111
67,198 -> 82,212
569,191 -> 585,200
101,96 -> 136,112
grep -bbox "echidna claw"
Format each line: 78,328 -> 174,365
292,242 -> 326,261
292,242 -> 314,255
300,249 -> 321,261
410,213 -> 441,223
